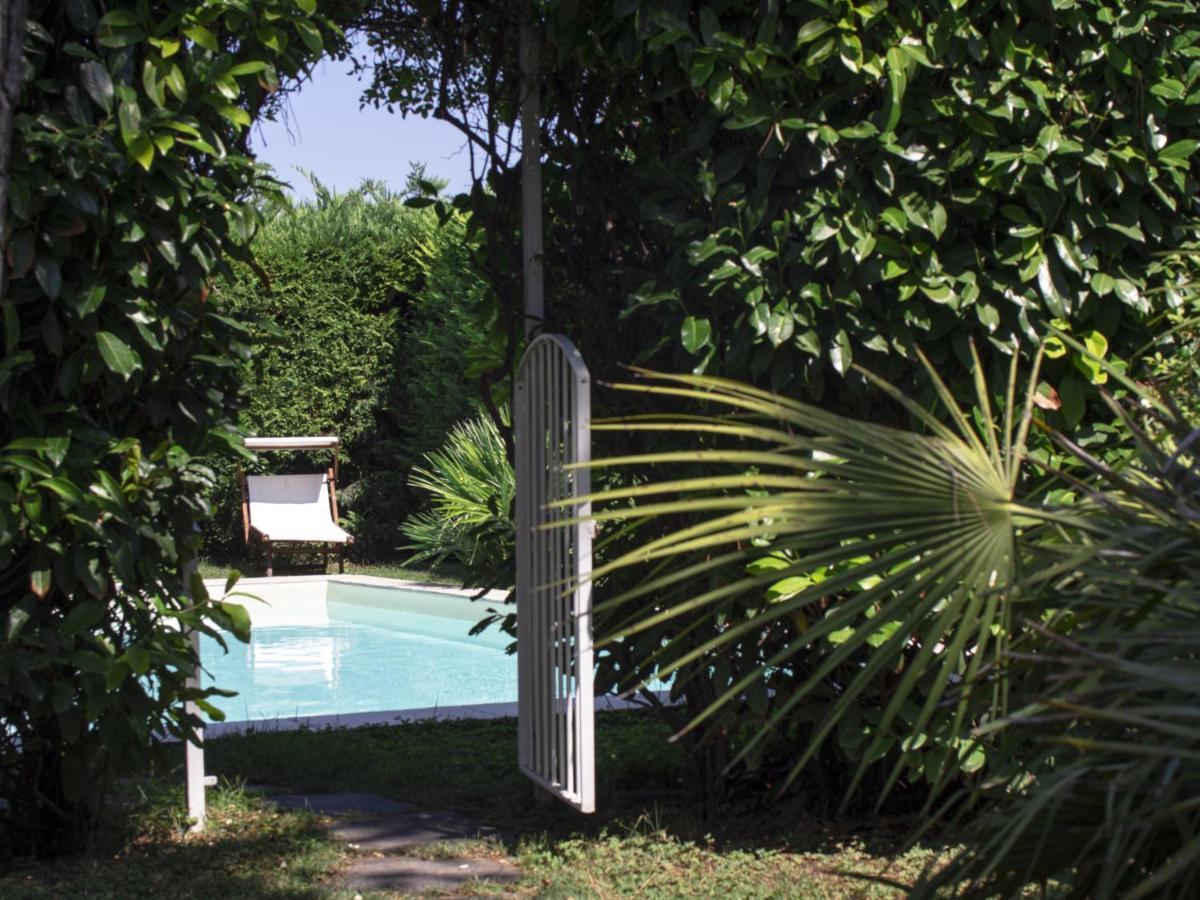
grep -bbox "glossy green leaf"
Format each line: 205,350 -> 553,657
184,25 -> 218,52
794,19 -> 835,46
79,61 -> 113,113
128,135 -> 154,171
95,331 -> 141,378
219,601 -> 251,640
1073,330 -> 1109,384
883,46 -> 908,132
681,316 -> 713,353
35,256 -> 62,300
38,478 -> 86,505
118,99 -> 142,143
294,19 -> 323,54
829,328 -> 852,374
1159,139 -> 1198,162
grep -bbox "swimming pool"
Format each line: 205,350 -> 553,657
199,577 -> 516,727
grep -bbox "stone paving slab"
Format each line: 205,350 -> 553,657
242,784 -> 291,796
265,792 -> 415,816
331,810 -> 500,851
342,856 -> 520,893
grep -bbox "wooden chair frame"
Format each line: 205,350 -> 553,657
238,436 -> 353,577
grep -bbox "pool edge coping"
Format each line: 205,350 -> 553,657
203,692 -> 669,738
203,573 -> 510,604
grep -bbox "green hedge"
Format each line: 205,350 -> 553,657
207,180 -> 491,560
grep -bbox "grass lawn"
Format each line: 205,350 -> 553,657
0,713 -> 944,898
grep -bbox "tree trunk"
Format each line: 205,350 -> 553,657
0,0 -> 29,304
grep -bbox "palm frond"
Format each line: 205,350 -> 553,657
911,399 -> 1200,899
580,349 -> 1049,801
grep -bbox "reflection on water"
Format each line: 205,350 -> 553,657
249,633 -> 338,685
201,611 -> 517,722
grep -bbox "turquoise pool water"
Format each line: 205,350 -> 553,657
200,592 -> 516,722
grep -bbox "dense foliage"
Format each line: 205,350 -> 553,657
401,410 -> 515,600
581,0 -> 1200,409
585,355 -> 1031,799
207,179 -> 492,560
584,354 -> 1200,895
0,0 -> 332,856
912,390 -> 1200,897
358,0 -> 1200,421
351,0 -> 1200,809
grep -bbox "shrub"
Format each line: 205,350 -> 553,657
401,410 -> 515,598
361,0 -> 1200,425
0,0 -> 333,856
912,388 -> 1200,897
581,352 -> 1200,895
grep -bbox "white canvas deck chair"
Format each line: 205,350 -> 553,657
239,436 -> 353,576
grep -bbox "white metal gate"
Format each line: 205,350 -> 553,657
515,333 -> 595,813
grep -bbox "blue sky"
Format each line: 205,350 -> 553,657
251,52 -> 475,201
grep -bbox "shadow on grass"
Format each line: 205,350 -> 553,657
0,787 -> 343,900
1,712 -> 953,899
201,711 -> 946,862
199,556 -> 462,585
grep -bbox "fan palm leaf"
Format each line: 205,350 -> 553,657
402,411 -> 515,583
910,390 -> 1200,899
571,345 -> 1076,800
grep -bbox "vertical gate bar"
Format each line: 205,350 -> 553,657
534,343 -> 546,781
564,369 -> 576,799
554,345 -> 568,787
575,349 -> 595,813
565,362 -> 576,800
547,344 -> 557,788
528,343 -> 539,780
516,368 -> 531,772
539,343 -> 551,783
558,349 -> 570,792
515,372 -> 526,769
545,343 -> 555,784
550,343 -> 561,790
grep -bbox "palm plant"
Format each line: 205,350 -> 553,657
910,390 -> 1200,898
402,410 -> 515,595
580,340 -> 1200,894
577,345 -> 1070,800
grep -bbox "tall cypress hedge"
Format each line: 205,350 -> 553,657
207,180 -> 493,560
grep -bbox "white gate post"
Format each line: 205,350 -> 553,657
184,627 -> 209,832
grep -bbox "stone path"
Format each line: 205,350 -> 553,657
343,857 -> 520,893
260,791 -> 519,895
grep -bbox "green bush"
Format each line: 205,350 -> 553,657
588,0 -> 1200,405
582,354 -> 1200,896
0,0 -> 332,856
401,410 -> 515,599
911,397 -> 1200,893
206,179 -> 492,561
363,0 -> 1200,425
